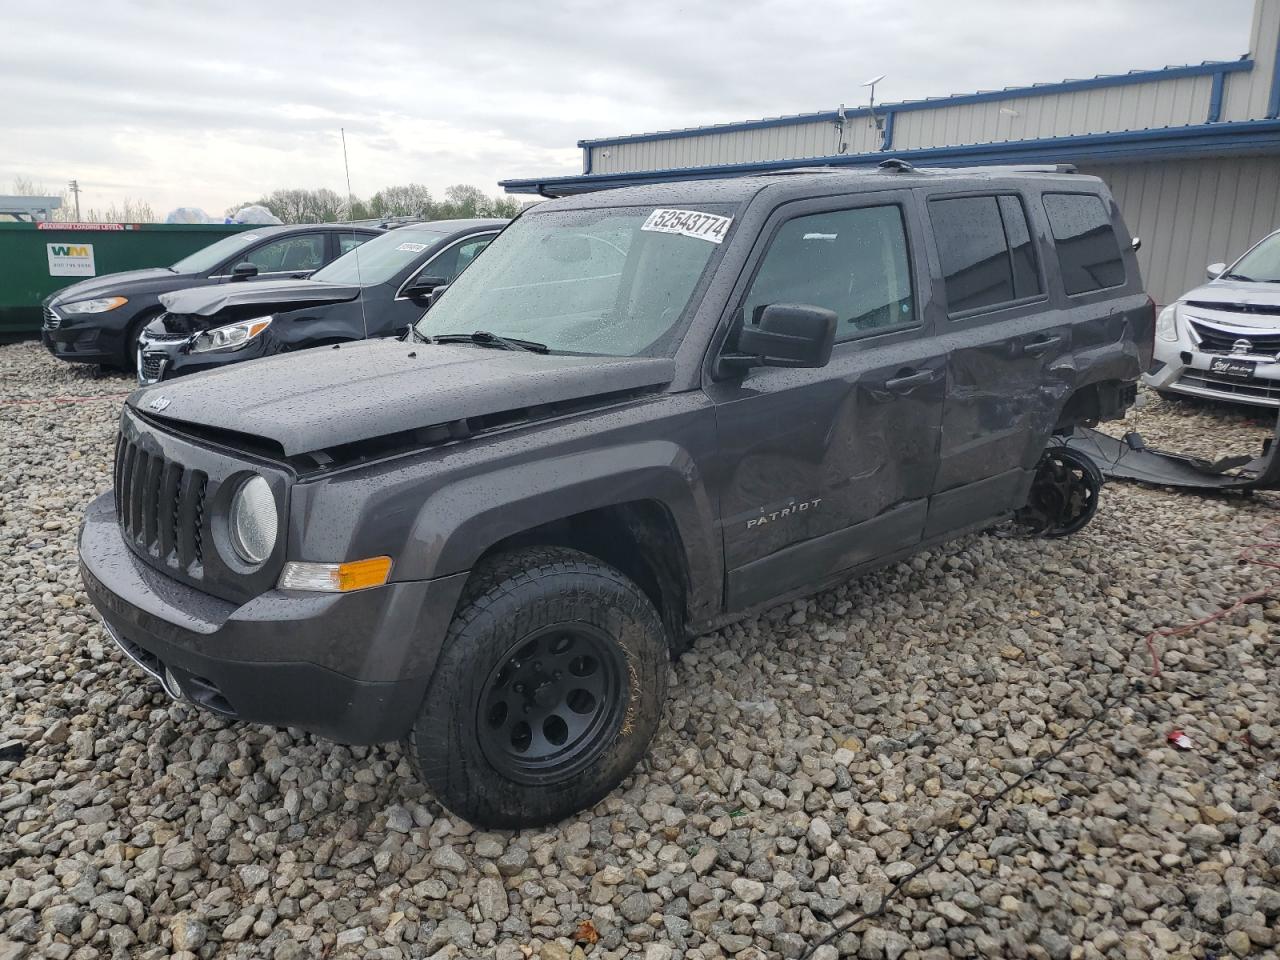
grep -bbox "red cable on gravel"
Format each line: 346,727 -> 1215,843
0,392 -> 130,408
1144,519 -> 1280,677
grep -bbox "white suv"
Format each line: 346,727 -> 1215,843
1145,229 -> 1280,407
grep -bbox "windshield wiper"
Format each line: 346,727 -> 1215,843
1223,272 -> 1254,282
432,330 -> 549,353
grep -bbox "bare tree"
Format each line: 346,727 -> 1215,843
369,184 -> 433,218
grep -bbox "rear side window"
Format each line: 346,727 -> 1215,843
1042,193 -> 1125,295
929,194 -> 1042,315
743,204 -> 915,343
338,232 -> 372,255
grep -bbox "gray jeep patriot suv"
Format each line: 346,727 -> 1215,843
79,162 -> 1153,826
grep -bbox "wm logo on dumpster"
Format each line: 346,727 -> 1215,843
46,242 -> 97,278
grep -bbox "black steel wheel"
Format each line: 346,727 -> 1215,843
477,623 -> 627,785
1016,446 -> 1103,538
407,546 -> 668,828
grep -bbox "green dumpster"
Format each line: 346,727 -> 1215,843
0,222 -> 253,336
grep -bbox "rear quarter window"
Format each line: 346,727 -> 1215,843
1042,193 -> 1126,295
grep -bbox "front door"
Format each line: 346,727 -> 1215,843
706,192 -> 946,611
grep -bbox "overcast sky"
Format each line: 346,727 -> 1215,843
2,0 -> 1257,217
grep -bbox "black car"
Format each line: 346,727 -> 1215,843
136,219 -> 507,384
41,223 -> 383,370
81,164 -> 1153,827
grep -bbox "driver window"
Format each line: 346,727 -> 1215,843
742,205 -> 915,343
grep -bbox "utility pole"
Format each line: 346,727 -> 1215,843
68,179 -> 81,220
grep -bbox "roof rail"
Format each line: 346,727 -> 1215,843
939,163 -> 1079,175
878,158 -> 916,173
756,166 -> 841,177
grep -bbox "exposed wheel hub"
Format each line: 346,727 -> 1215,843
477,624 -> 626,784
1016,446 -> 1103,538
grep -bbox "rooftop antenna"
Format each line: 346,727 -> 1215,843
862,75 -> 887,143
341,127 -> 370,342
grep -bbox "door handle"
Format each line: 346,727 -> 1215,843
882,369 -> 936,392
1020,336 -> 1062,357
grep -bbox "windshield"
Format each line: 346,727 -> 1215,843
1227,232 -> 1280,282
170,230 -> 277,274
312,228 -> 447,285
415,204 -> 736,357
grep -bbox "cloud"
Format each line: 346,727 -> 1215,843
0,0 -> 1255,216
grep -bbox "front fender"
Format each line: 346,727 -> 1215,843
402,440 -> 721,618
288,394 -> 723,621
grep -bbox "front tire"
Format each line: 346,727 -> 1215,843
118,311 -> 161,371
407,547 -> 668,828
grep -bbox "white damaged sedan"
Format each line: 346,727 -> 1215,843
1145,229 -> 1280,407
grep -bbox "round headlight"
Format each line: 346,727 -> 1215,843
229,475 -> 277,564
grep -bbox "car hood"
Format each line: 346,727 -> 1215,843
1181,279 -> 1280,327
50,268 -> 174,304
129,338 -> 675,456
160,279 -> 363,317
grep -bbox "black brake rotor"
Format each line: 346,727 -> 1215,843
1016,446 -> 1103,538
476,623 -> 627,785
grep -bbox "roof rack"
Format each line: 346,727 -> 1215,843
755,166 -> 841,177
878,158 -> 916,173
941,163 -> 1079,175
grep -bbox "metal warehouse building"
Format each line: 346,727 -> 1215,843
503,0 -> 1280,306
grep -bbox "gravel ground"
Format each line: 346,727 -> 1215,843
2,339 -> 1278,960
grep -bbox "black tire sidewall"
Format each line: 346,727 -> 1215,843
410,550 -> 667,828
120,311 -> 159,371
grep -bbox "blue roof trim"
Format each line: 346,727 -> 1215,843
880,111 -> 895,152
503,119 -> 1280,195
1208,70 -> 1226,123
575,59 -> 1254,149
1270,33 -> 1280,119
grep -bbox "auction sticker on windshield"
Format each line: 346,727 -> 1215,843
641,209 -> 732,244
396,242 -> 429,253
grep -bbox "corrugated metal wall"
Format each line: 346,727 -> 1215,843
893,76 -> 1215,150
589,71 -> 1226,174
1223,0 -> 1280,120
1084,156 -> 1280,304
590,119 -> 881,175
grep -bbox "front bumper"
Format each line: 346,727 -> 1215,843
78,491 -> 467,744
137,331 -> 272,385
42,312 -> 121,365
1144,338 -> 1280,408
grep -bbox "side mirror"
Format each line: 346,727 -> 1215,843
423,283 -> 450,310
1207,262 -> 1226,281
230,261 -> 259,281
728,303 -> 837,371
406,275 -> 448,299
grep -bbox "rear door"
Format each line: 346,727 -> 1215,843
922,190 -> 1072,537
706,190 -> 946,611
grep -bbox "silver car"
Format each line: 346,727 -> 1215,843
1145,229 -> 1280,407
